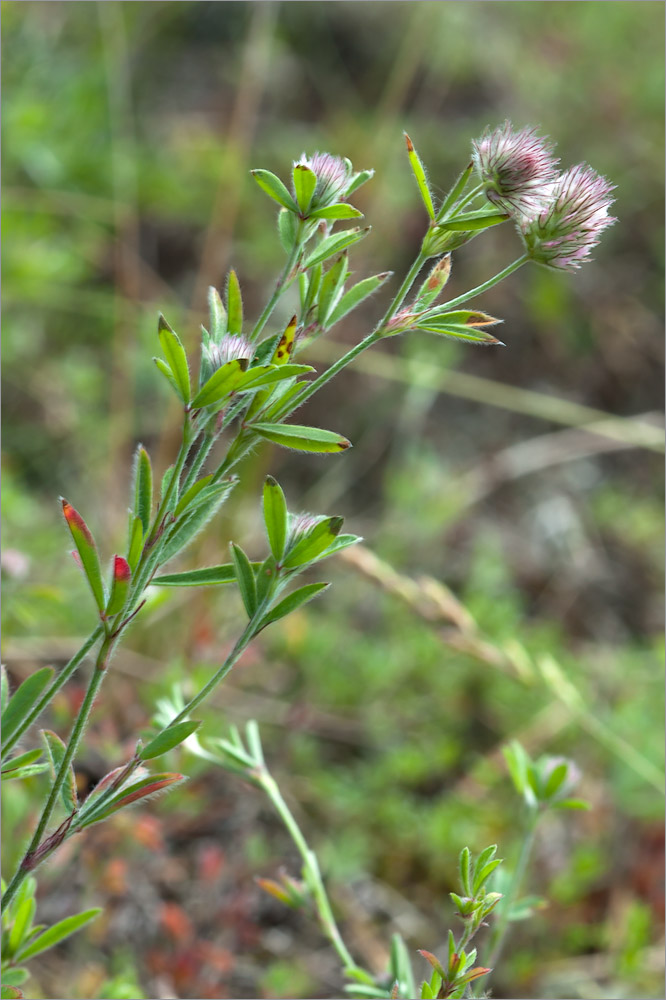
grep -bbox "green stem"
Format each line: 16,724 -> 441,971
259,769 -> 367,978
2,633 -> 116,913
143,420 -> 194,549
250,235 -> 303,341
483,809 -> 539,975
1,627 -> 103,757
438,255 -> 528,312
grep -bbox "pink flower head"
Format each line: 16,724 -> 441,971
295,151 -> 351,207
520,163 -> 616,270
204,334 -> 253,371
472,121 -> 559,218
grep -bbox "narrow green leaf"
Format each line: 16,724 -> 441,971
1,763 -> 50,782
1,748 -> 43,774
252,422 -> 351,453
308,533 -> 362,563
404,133 -> 435,219
61,500 -> 106,613
208,286 -> 227,339
15,908 -> 102,962
551,797 -> 590,811
474,844 -> 498,873
230,543 -> 258,618
159,480 -> 237,564
76,774 -> 185,828
237,364 -> 315,392
139,721 -> 201,760
303,227 -> 369,268
132,445 -> 153,534
414,255 -> 452,309
317,254 -> 349,327
1,667 -> 54,748
543,761 -> 569,800
415,321 -> 504,346
259,380 -> 309,422
226,270 -> 243,336
263,476 -> 288,560
158,315 -> 191,404
309,203 -> 363,220
174,475 -> 214,518
8,897 -> 36,956
160,464 -> 177,511
459,846 -> 472,895
153,357 -> 182,399
1,664 -> 9,714
41,730 -> 78,812
277,207 -> 298,252
1,971 -> 28,989
127,515 -> 144,574
251,169 -> 299,212
258,582 -> 329,629
191,359 -> 248,409
292,164 -> 317,213
422,309 -> 501,328
154,563 -> 261,587
436,161 -> 474,221
327,272 -> 392,327
473,858 -> 503,894
345,168 -> 374,197
437,210 -> 509,232
390,932 -> 417,1000
284,516 -> 344,569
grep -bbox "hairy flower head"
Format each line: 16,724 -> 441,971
204,334 -> 253,371
295,152 -> 351,207
472,121 -> 559,218
519,163 -> 616,270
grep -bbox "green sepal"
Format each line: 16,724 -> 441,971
345,169 -> 374,197
284,516 -> 343,569
263,476 -> 288,561
158,315 -> 191,404
404,133 -> 435,220
309,203 -> 363,220
292,163 -> 317,213
226,269 -> 243,336
61,499 -> 106,613
251,169 -> 299,212
132,445 -> 153,534
436,161 -> 474,220
1,667 -> 55,749
230,542 -> 258,618
252,422 -> 351,453
139,720 -> 201,760
258,583 -> 329,630
41,729 -> 78,812
327,272 -> 392,327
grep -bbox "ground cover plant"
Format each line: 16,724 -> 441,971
2,4 -> 664,999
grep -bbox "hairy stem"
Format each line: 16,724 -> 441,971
438,255 -> 528,312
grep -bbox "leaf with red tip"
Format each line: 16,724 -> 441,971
459,967 -> 492,986
132,445 -> 153,533
106,555 -> 132,616
61,499 -> 106,613
77,772 -> 186,828
405,132 -> 435,220
418,950 -> 446,978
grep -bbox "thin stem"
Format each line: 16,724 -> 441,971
2,634 -> 115,913
259,769 -> 367,978
483,809 -> 539,975
438,255 -> 528,312
250,236 -> 302,342
1,627 -> 103,757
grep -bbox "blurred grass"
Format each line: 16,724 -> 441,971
2,3 -> 664,999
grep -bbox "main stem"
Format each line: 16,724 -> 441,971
2,633 -> 115,913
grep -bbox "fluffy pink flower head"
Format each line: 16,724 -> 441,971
472,121 -> 559,218
295,151 -> 351,207
520,163 -> 616,270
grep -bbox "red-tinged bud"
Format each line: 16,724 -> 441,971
106,555 -> 132,617
114,773 -> 183,808
61,499 -> 94,546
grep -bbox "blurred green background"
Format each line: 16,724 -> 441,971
2,2 -> 664,998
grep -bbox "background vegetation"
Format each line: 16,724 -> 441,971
2,3 -> 664,998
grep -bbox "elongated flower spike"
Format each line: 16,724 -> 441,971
519,163 -> 616,270
472,121 -> 559,218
